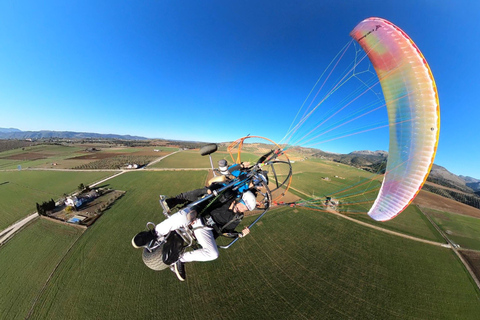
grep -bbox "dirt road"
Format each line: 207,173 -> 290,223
0,150 -> 182,246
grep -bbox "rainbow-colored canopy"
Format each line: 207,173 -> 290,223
350,18 -> 440,221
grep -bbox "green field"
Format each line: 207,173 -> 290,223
290,159 -> 380,198
0,170 -> 119,229
348,205 -> 446,242
289,159 -> 445,242
27,202 -> 480,319
423,208 -> 480,250
0,171 -> 469,319
0,218 -> 83,320
0,144 -> 88,170
1,154 -> 480,319
0,144 -> 179,170
150,150 -> 260,169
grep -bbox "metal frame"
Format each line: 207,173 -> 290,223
147,138 -> 290,252
227,135 -> 293,201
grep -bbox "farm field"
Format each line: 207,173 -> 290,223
413,189 -> 480,219
23,172 -> 480,319
422,208 -> 480,250
345,205 -> 445,243
0,144 -> 176,170
0,218 -> 83,320
290,159 -> 381,198
0,170 -> 119,230
288,159 -> 445,242
150,149 -> 260,169
460,250 -> 480,284
69,146 -> 175,170
1,147 -> 480,319
0,144 -> 87,170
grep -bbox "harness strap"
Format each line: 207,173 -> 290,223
219,212 -> 244,233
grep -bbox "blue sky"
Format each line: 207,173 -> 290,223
1,1 -> 479,179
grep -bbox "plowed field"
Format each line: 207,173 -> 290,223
414,189 -> 480,218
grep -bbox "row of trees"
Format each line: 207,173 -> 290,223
36,199 -> 56,216
72,156 -> 157,170
0,140 -> 33,153
427,176 -> 474,193
422,184 -> 480,210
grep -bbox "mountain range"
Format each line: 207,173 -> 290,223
0,128 -> 147,140
1,127 -> 479,195
305,149 -> 480,194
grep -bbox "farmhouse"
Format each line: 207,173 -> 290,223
64,190 -> 99,208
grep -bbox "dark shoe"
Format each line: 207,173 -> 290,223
171,260 -> 186,281
131,230 -> 157,249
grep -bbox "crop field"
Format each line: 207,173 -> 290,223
1,149 -> 480,319
413,189 -> 480,219
287,159 -> 445,242
0,170 -> 118,230
71,155 -> 160,169
150,150 -> 260,169
0,144 -> 175,170
347,204 -> 445,242
23,178 -> 480,319
422,208 -> 480,250
0,218 -> 83,320
460,250 -> 480,284
290,159 -> 380,198
0,144 -> 87,170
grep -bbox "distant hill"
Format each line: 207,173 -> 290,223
308,148 -> 478,192
304,147 -> 480,209
460,175 -> 480,194
428,164 -> 474,192
0,128 -> 22,133
0,128 -> 148,140
2,127 -> 478,200
311,149 -> 388,173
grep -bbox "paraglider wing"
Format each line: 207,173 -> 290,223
350,18 -> 440,221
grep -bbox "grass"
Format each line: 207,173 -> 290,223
2,154 -> 480,319
290,159 -> 380,198
0,144 -> 87,170
289,159 -> 443,242
28,170 -> 209,319
0,170 -> 119,230
150,150 -> 260,169
0,218 -> 83,320
347,205 -> 446,243
27,200 -> 480,319
0,144 -> 179,170
423,208 -> 480,250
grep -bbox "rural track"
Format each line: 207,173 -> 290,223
288,186 -> 450,248
3,153 -> 480,291
145,149 -> 181,167
418,206 -> 480,290
0,213 -> 39,245
0,150 -> 183,246
288,186 -> 480,291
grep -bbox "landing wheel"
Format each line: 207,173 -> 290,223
142,244 -> 169,271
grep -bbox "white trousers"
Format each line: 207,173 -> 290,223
155,209 -> 219,263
